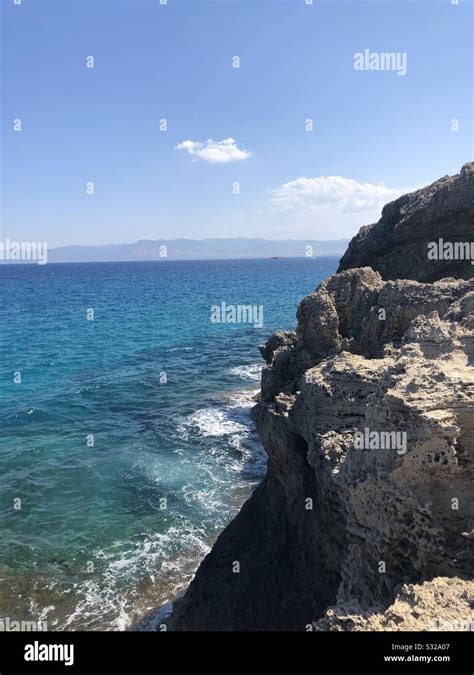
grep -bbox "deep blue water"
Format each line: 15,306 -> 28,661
0,258 -> 337,630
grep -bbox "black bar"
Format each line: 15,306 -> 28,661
0,631 -> 471,674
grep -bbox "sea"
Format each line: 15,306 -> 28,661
0,257 -> 337,630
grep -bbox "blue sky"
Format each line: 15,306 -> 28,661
1,0 -> 472,247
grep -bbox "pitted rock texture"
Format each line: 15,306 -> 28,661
338,162 -> 474,283
313,577 -> 474,631
167,270 -> 473,631
166,168 -> 474,632
261,268 -> 472,400
296,312 -> 473,608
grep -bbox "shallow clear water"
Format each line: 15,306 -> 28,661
0,257 -> 337,630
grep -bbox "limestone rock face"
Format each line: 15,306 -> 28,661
166,169 -> 474,631
338,163 -> 474,282
261,269 -> 472,400
258,330 -> 296,364
314,577 -> 474,631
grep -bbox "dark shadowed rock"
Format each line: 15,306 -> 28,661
259,330 -> 296,364
164,166 -> 474,631
338,162 -> 474,283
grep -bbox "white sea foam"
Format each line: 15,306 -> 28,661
140,601 -> 173,631
180,408 -> 248,438
54,523 -> 211,631
34,395 -> 261,631
226,388 -> 259,409
17,403 -> 264,633
165,346 -> 194,353
228,363 -> 262,381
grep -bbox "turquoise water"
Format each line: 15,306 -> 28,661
0,258 -> 337,630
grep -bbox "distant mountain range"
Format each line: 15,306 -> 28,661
45,238 -> 349,263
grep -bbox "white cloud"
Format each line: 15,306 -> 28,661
271,175 -> 404,213
255,174 -> 416,239
175,137 -> 251,164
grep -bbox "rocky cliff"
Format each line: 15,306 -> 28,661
166,164 -> 474,631
338,162 -> 474,282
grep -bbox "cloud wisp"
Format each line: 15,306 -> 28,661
271,175 -> 405,214
175,138 -> 251,164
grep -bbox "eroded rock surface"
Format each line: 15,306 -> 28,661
338,162 -> 474,282
314,577 -> 474,631
166,167 -> 473,631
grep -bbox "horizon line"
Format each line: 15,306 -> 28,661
0,254 -> 344,267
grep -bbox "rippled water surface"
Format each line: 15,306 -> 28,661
0,258 -> 337,629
